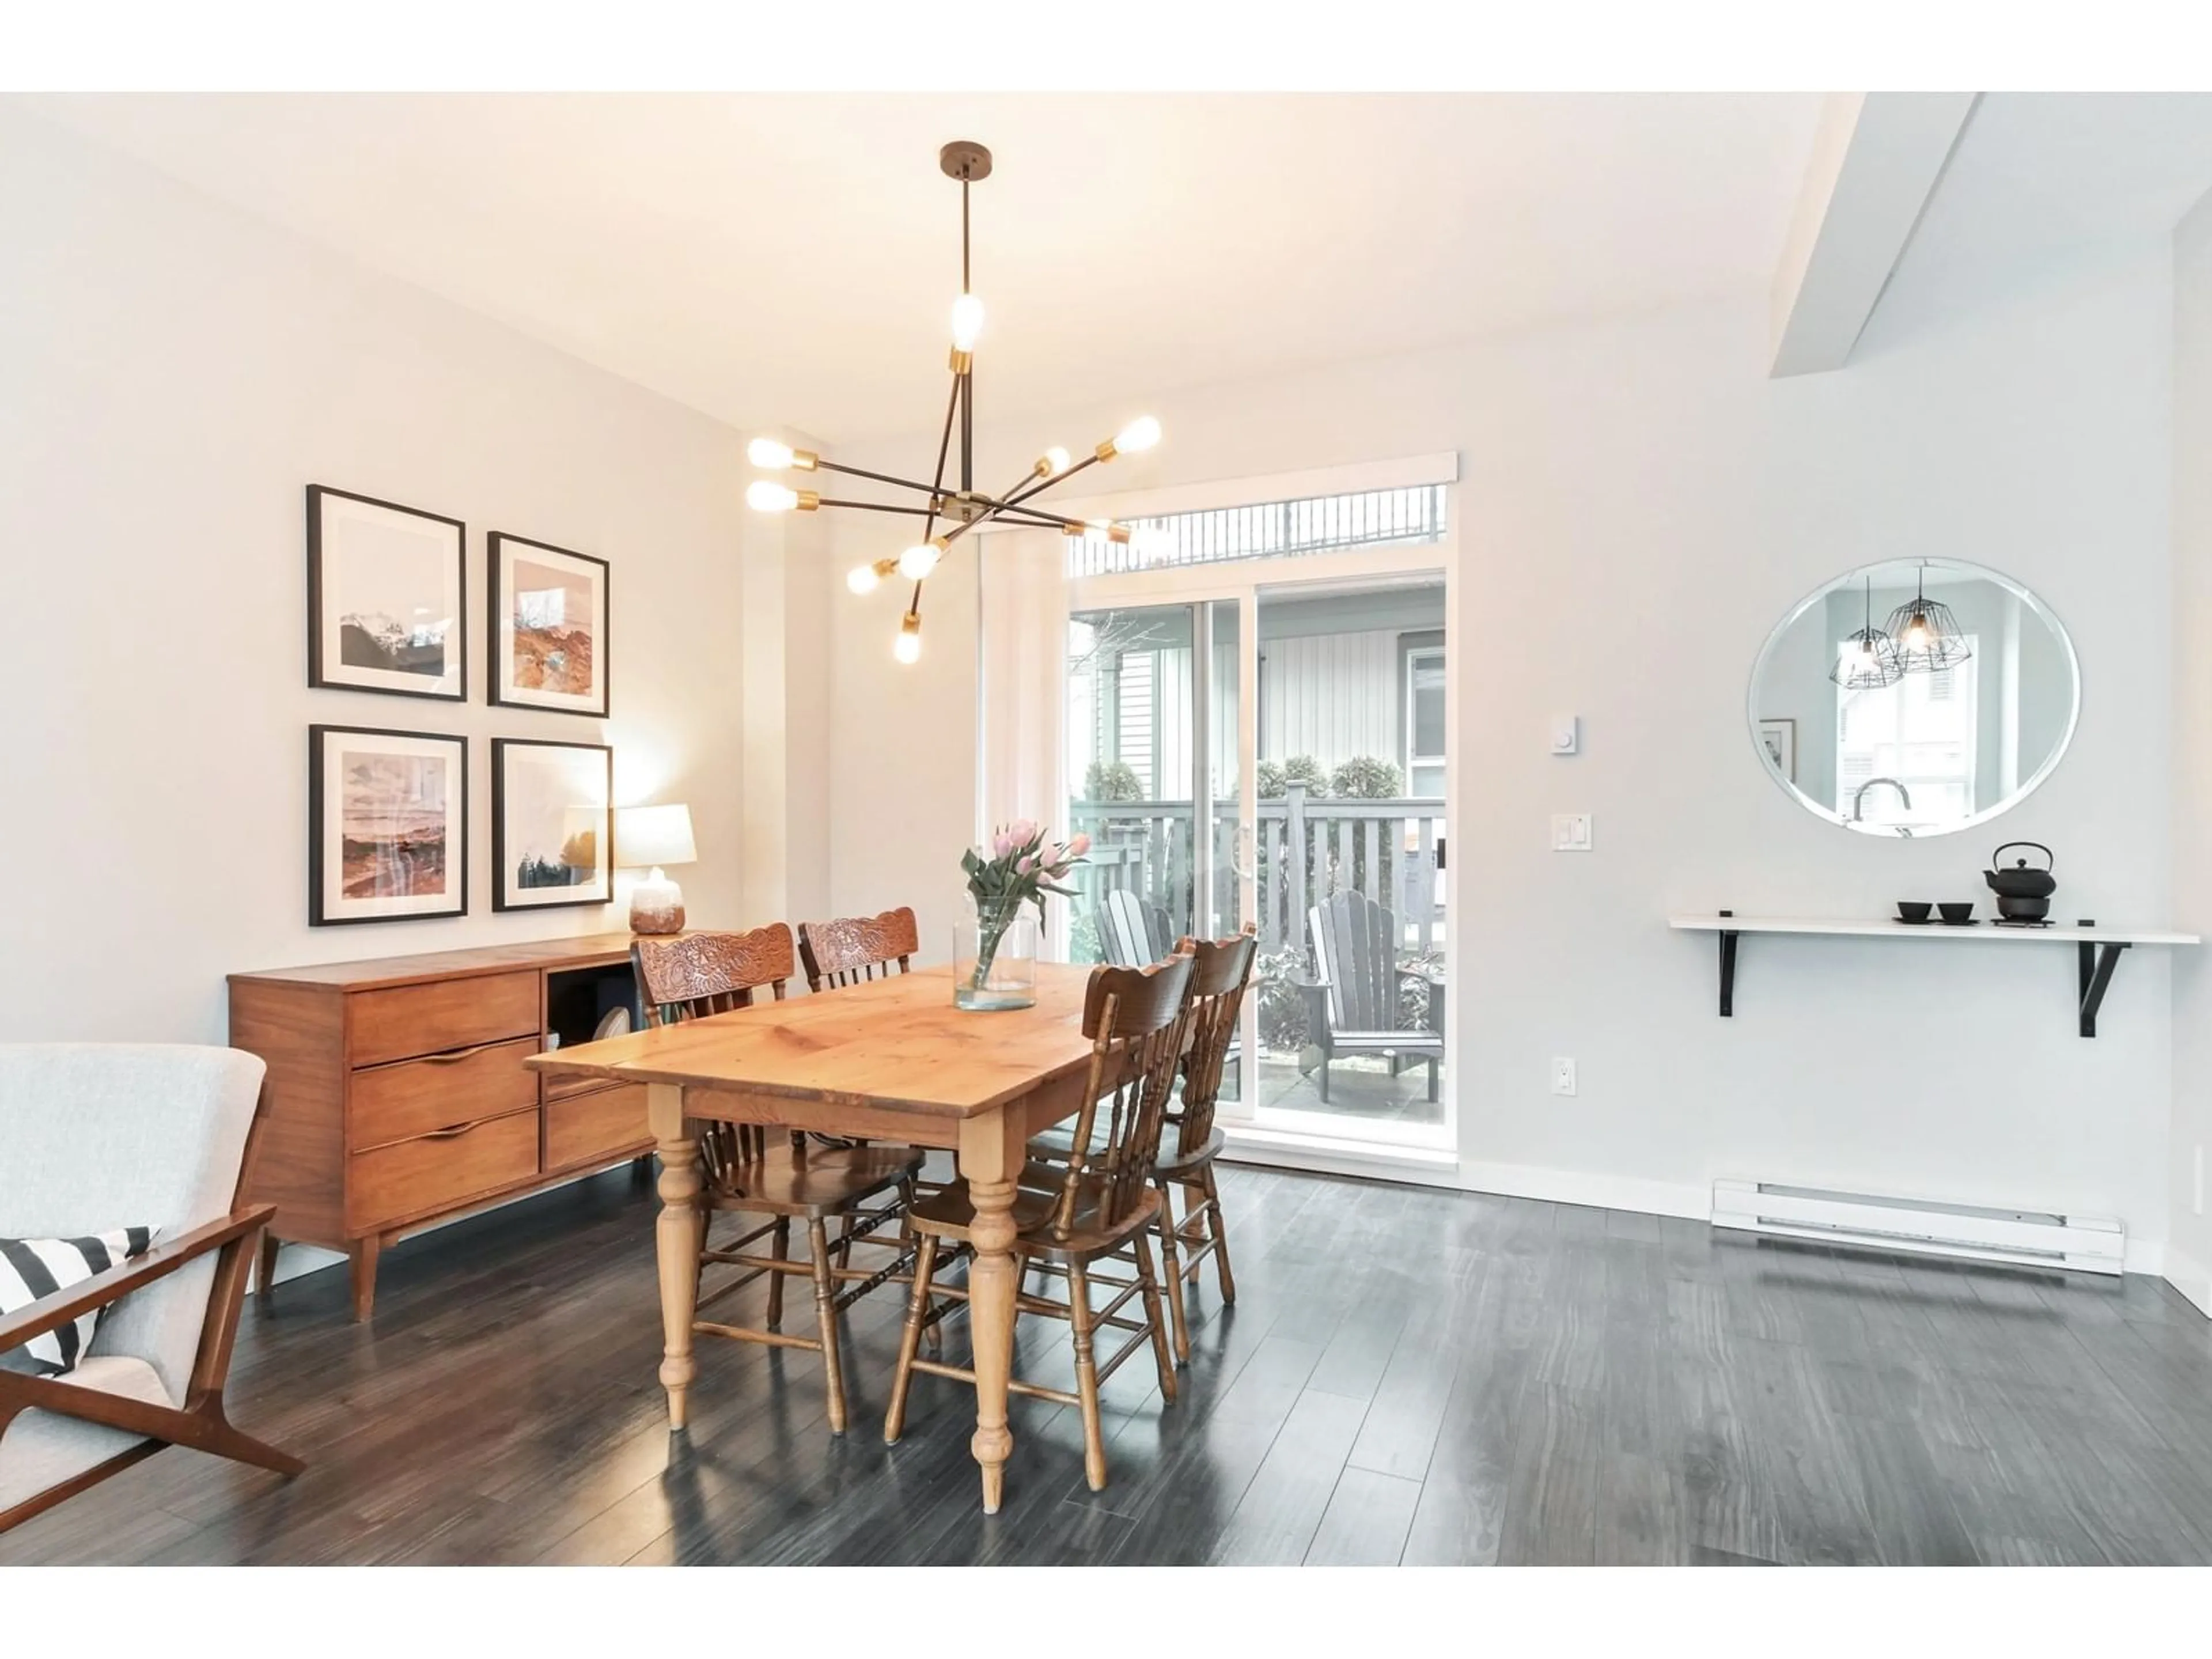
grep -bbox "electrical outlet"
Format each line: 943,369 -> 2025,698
1550,1057 -> 1577,1096
1551,813 -> 1592,851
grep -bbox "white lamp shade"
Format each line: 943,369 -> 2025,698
615,804 -> 697,869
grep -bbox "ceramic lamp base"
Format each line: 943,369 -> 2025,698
630,872 -> 685,936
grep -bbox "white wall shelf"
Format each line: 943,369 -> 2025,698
1669,911 -> 2200,1037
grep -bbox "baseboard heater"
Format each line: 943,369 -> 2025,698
1710,1179 -> 2125,1275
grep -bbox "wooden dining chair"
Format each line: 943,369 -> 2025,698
796,905 -> 942,1277
1152,924 -> 1257,1363
797,907 -> 919,991
884,953 -> 1195,1491
631,926 -> 924,1435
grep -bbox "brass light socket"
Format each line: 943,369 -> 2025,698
948,347 -> 973,374
795,490 -> 821,512
1106,524 -> 1132,544
1094,438 -> 1119,462
791,448 -> 821,471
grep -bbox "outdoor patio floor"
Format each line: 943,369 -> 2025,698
1248,1054 -> 1446,1128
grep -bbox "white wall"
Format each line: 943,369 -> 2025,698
827,253 -> 2179,1263
0,111 -> 755,1044
2169,191 -> 2212,1311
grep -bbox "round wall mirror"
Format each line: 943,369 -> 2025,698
1747,558 -> 2080,838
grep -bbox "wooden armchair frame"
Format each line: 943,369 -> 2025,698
0,1091 -> 303,1535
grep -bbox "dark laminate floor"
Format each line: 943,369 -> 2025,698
8,1161 -> 2212,1566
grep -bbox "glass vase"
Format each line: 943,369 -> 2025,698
954,904 -> 1039,1011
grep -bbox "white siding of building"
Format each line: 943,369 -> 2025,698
1260,630 -> 1400,772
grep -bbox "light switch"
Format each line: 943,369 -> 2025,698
1550,714 -> 1580,755
1551,813 -> 1592,851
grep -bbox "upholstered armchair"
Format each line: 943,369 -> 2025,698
0,1045 -> 302,1533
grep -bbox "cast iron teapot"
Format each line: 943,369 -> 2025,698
1983,841 -> 2056,922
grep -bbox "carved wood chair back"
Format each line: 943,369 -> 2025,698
1170,923 -> 1257,1154
797,907 -> 920,992
1043,954 -> 1195,1238
632,925 -> 797,1171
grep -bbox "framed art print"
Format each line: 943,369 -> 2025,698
309,725 -> 468,925
307,485 -> 467,700
1757,717 -> 1797,782
490,532 -> 609,717
493,738 -> 613,911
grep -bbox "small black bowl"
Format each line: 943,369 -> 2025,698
1938,902 -> 1975,925
1896,902 -> 1933,924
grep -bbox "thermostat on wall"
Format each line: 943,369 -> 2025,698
1550,714 -> 1580,755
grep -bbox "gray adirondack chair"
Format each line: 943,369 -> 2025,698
1100,888 -> 1174,967
1301,892 -> 1444,1104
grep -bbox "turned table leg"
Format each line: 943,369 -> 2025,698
960,1106 -> 1025,1514
649,1083 -> 703,1432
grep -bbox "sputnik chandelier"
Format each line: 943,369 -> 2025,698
743,140 -> 1160,664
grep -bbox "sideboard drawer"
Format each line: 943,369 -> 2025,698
349,971 -> 540,1067
350,1036 -> 541,1152
349,1108 -> 541,1232
544,1082 -> 652,1172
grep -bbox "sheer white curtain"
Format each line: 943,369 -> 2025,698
975,527 -> 1074,959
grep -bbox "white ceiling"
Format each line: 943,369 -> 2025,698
14,92 -> 1825,442
1874,92 -> 2212,334
21,92 -> 2212,442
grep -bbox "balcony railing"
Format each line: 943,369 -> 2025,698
1069,782 -> 1444,961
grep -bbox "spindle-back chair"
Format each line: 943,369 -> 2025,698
1152,924 -> 1256,1362
631,925 -> 923,1434
884,953 -> 1195,1491
797,907 -> 919,992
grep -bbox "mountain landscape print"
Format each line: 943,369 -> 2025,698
309,486 -> 467,700
340,752 -> 450,898
492,534 -> 608,716
310,725 -> 467,925
508,556 -> 595,695
493,738 -> 612,911
339,608 -> 450,677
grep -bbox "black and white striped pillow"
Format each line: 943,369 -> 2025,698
1,1229 -> 157,1377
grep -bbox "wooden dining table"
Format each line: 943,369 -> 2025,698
525,959 -> 1100,1513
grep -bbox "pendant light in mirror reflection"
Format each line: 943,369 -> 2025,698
1749,558 -> 2079,839
1830,575 -> 1905,691
1886,562 -> 1975,674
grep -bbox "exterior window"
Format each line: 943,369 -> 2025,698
1065,484 -> 1446,578
1405,648 -> 1446,799
1836,641 -> 1978,827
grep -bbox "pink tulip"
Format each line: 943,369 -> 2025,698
1017,854 -> 1036,874
1008,818 -> 1039,849
1066,832 -> 1091,857
992,827 -> 1017,859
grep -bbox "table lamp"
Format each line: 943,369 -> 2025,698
615,804 -> 696,935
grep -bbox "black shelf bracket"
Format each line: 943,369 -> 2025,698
1706,911 -> 2131,1037
1717,909 -> 1738,1017
2078,937 -> 2129,1039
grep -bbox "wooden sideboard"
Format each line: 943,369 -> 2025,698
229,932 -> 658,1320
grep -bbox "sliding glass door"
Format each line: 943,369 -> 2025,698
1060,569 -> 1449,1146
1249,577 -> 1446,1134
1065,602 -> 1243,971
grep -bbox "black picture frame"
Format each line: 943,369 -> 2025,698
491,737 -> 614,912
306,484 -> 468,702
308,725 -> 469,926
488,531 -> 611,718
